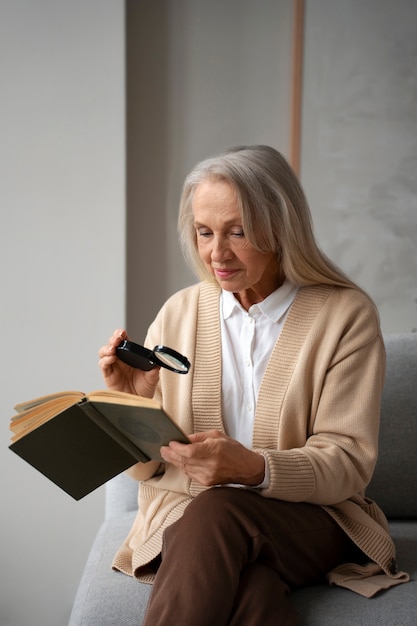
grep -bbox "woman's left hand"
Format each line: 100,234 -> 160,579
160,430 -> 265,487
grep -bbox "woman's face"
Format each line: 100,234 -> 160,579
192,179 -> 282,309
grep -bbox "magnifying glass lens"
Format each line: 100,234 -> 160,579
155,352 -> 188,371
153,346 -> 190,374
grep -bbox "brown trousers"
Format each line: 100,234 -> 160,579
143,487 -> 360,626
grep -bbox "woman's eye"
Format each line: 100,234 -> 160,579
197,229 -> 212,238
231,230 -> 245,238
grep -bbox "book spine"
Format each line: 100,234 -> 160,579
81,400 -> 151,463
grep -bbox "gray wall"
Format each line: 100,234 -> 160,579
126,0 -> 293,340
301,0 -> 417,333
0,2 -> 124,625
127,0 -> 417,341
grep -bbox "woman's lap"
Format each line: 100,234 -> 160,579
143,487 -> 358,626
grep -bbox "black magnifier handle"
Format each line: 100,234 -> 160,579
116,340 -> 157,371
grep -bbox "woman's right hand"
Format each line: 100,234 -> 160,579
98,329 -> 160,398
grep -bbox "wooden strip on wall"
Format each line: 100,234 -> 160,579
289,0 -> 305,176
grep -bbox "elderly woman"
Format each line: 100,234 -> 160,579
99,146 -> 407,625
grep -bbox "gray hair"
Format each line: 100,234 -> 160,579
178,145 -> 356,289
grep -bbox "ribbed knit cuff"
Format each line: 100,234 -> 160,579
255,448 -> 315,501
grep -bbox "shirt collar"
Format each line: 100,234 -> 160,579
221,280 -> 299,323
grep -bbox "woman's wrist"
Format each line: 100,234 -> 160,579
238,451 -> 266,486
248,452 -> 267,486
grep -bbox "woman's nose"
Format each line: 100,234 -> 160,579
211,236 -> 232,261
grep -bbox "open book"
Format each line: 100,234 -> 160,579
9,389 -> 189,500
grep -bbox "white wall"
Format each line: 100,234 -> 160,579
0,2 -> 124,625
301,0 -> 417,333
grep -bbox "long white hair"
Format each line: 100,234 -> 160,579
178,145 -> 358,289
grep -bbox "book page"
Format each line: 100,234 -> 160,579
86,389 -> 162,410
10,395 -> 83,441
10,389 -> 163,444
14,390 -> 85,414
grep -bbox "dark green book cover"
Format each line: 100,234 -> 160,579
10,394 -> 189,500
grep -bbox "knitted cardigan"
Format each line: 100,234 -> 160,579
112,281 -> 409,597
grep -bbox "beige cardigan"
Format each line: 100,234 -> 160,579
112,282 -> 409,597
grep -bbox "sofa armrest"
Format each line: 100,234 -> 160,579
105,472 -> 139,520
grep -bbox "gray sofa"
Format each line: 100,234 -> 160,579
69,333 -> 417,625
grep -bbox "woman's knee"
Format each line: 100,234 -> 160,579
161,488 -> 256,565
182,486 -> 255,526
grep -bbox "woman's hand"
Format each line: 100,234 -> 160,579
98,329 -> 160,398
160,430 -> 265,487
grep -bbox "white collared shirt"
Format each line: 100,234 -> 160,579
220,280 -> 299,486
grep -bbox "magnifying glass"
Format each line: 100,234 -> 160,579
116,339 -> 191,374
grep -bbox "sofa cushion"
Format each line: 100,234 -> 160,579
69,512 -> 416,626
293,521 -> 416,626
68,511 -> 152,626
366,334 -> 417,518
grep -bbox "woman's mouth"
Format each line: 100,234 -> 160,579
213,268 -> 239,280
